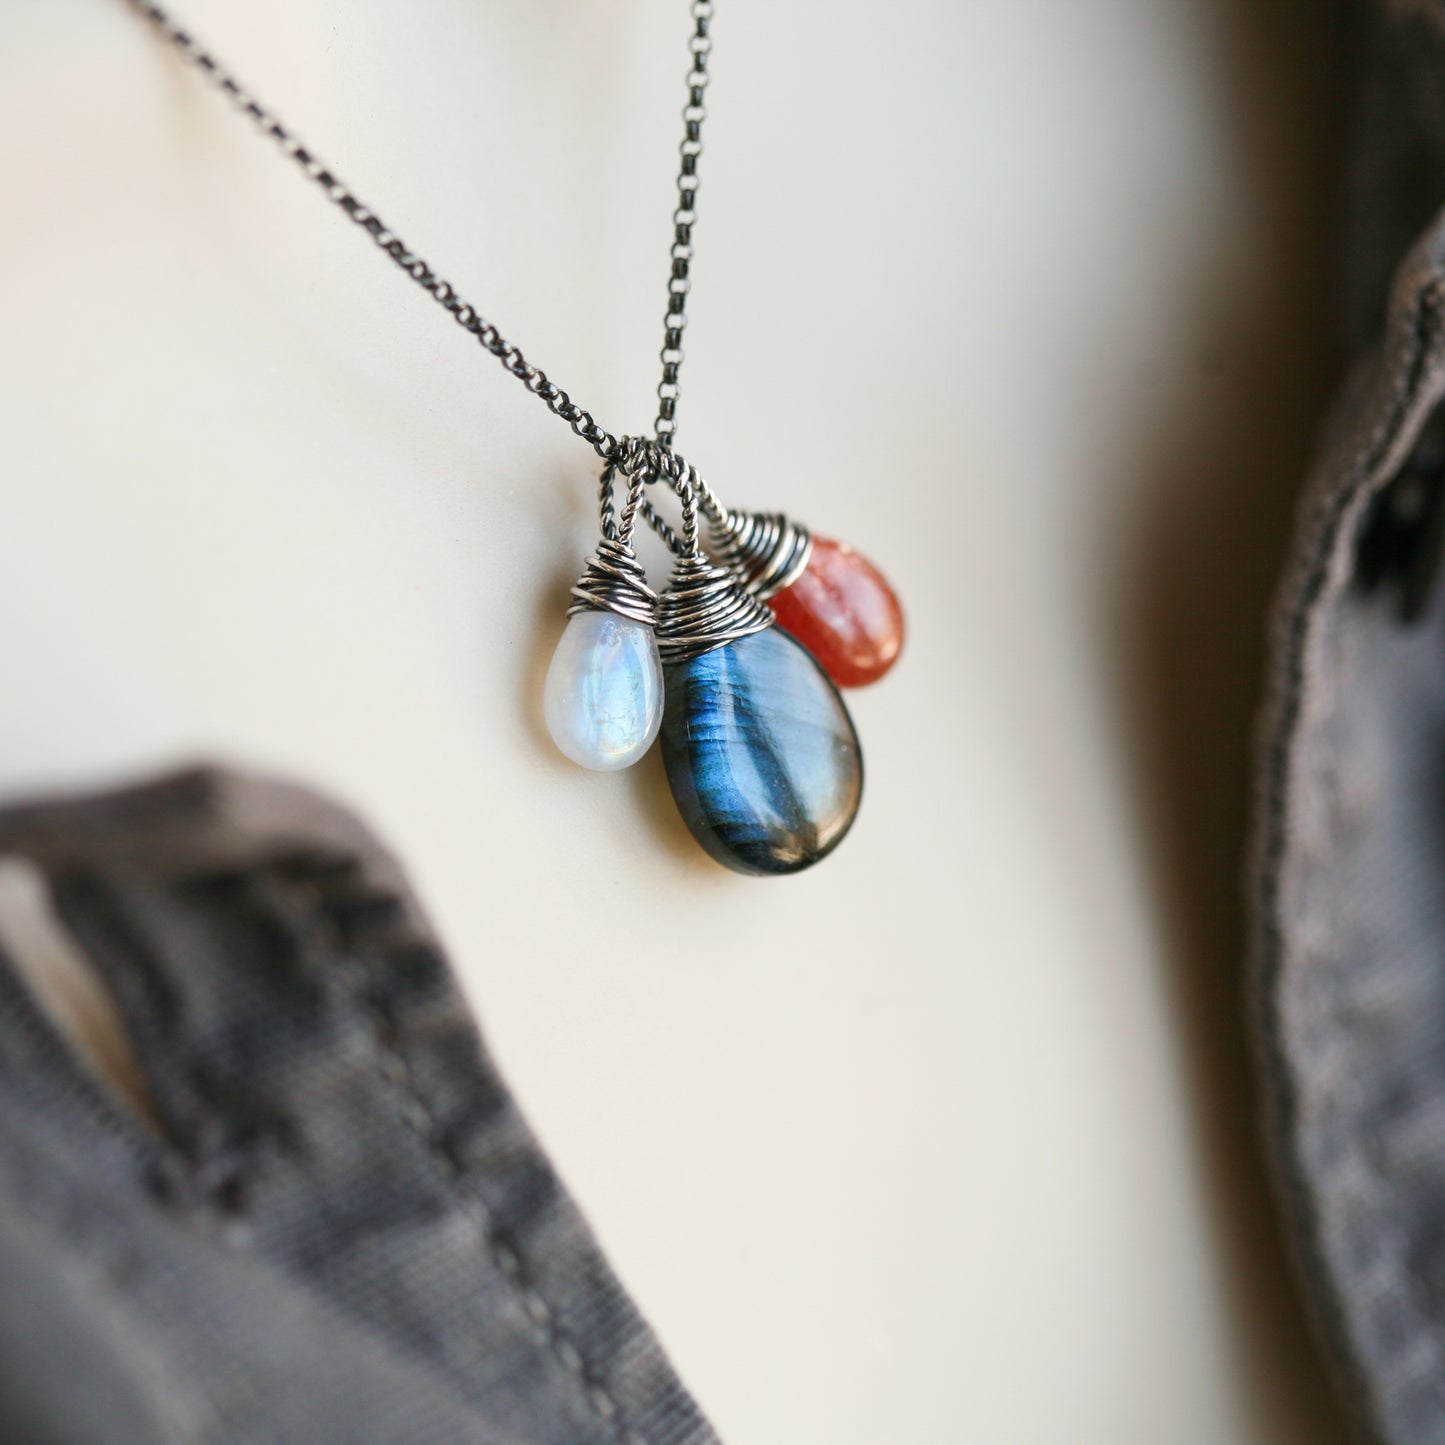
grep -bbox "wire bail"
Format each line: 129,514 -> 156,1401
568,462 -> 658,626
709,509 -> 813,601
624,442 -> 772,665
616,436 -> 812,605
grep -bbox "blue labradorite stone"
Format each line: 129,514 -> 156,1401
661,628 -> 863,876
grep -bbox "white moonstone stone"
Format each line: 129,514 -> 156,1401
543,609 -> 664,771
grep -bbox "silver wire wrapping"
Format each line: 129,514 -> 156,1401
568,464 -> 658,626
654,554 -> 773,663
615,439 -> 774,664
624,439 -> 813,604
708,509 -> 813,601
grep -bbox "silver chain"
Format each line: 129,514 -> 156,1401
654,2 -> 713,446
121,0 -> 717,467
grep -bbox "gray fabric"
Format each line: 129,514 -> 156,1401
1256,103 -> 1445,1445
1248,8 -> 1445,1442
0,766 -> 718,1445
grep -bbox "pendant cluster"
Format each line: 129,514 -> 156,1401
543,446 -> 904,876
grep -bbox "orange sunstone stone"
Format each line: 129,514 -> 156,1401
768,537 -> 904,687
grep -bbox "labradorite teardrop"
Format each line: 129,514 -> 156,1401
660,628 -> 863,875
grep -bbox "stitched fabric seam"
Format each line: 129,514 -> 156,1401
276,867 -> 649,1445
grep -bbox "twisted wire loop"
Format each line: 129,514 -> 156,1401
619,438 -> 812,605
569,464 -> 658,626
611,437 -> 722,553
572,436 -> 774,657
647,454 -> 772,664
710,510 -> 813,600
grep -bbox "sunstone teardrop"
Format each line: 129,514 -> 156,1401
769,537 -> 905,687
544,611 -> 664,771
660,628 -> 863,875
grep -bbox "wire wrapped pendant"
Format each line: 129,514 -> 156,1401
650,461 -> 863,875
543,465 -> 664,772
709,506 -> 905,688
709,510 -> 814,602
654,554 -> 773,664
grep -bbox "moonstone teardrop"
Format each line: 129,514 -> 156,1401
544,610 -> 664,771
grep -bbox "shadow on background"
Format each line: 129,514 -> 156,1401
1116,0 -> 1363,1440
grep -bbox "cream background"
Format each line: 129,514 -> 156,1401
0,2 -> 1351,1441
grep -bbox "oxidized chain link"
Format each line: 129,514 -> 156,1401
653,1 -> 713,446
123,0 -> 718,468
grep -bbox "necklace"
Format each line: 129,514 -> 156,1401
124,0 -> 905,876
